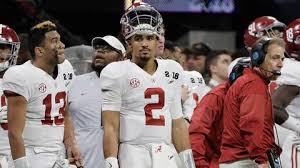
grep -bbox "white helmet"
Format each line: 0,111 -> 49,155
0,24 -> 20,71
120,2 -> 163,40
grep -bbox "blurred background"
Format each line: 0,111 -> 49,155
1,0 -> 299,50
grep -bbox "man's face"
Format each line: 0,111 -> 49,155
260,43 -> 285,80
211,54 -> 232,81
92,45 -> 121,72
41,30 -> 65,64
128,34 -> 158,62
187,55 -> 206,73
156,31 -> 165,56
0,44 -> 12,63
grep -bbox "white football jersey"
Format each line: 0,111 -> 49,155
182,71 -> 206,121
276,58 -> 300,118
58,59 -> 75,90
183,71 -> 206,102
0,79 -> 10,156
2,61 -> 70,149
100,59 -> 184,145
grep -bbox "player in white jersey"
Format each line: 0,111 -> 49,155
0,24 -> 20,168
2,21 -> 80,168
68,35 -> 125,168
182,70 -> 206,121
272,19 -> 300,168
101,2 -> 196,168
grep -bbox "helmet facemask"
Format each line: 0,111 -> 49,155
121,3 -> 163,40
0,41 -> 20,72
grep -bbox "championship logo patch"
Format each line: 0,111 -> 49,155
38,83 -> 47,93
130,78 -> 140,88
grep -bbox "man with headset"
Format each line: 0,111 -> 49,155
219,37 -> 285,168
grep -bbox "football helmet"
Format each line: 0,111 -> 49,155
244,16 -> 286,48
0,24 -> 20,71
284,19 -> 300,61
120,2 -> 163,40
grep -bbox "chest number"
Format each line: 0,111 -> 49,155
41,91 -> 66,125
144,88 -> 165,126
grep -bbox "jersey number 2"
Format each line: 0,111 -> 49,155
144,88 -> 165,126
41,91 -> 66,125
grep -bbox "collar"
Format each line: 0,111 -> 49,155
244,68 -> 270,84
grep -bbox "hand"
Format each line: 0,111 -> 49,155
181,85 -> 190,102
66,144 -> 83,168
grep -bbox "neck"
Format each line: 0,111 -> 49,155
132,57 -> 157,75
32,59 -> 56,77
253,67 -> 271,83
211,74 -> 225,85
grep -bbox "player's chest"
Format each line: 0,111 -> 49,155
123,70 -> 180,101
29,77 -> 67,100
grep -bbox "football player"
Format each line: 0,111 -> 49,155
3,21 -> 80,168
101,2 -> 196,168
0,24 -> 20,168
272,18 -> 300,168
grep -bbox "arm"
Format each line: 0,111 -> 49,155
172,118 -> 196,168
102,111 -> 120,168
102,111 -> 120,158
63,102 -> 83,167
272,85 -> 300,130
172,117 -> 191,152
5,92 -> 27,160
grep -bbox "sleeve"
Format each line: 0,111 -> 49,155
276,59 -> 300,87
182,92 -> 196,121
100,64 -> 123,112
170,62 -> 184,120
63,59 -> 76,90
189,94 -> 220,168
239,82 -> 268,163
2,68 -> 30,101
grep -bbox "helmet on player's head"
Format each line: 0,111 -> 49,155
0,24 -> 20,71
244,16 -> 286,48
284,19 -> 300,61
120,2 -> 163,40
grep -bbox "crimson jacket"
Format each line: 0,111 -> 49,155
189,82 -> 230,168
219,68 -> 281,164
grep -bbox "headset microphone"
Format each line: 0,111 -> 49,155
260,68 -> 281,76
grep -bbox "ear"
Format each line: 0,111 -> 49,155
126,42 -> 132,53
34,47 -> 44,57
210,64 -> 217,73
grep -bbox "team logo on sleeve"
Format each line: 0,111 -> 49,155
38,83 -> 47,93
130,78 -> 140,88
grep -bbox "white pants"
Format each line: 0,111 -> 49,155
118,143 -> 183,168
8,146 -> 64,168
281,132 -> 300,168
219,158 -> 258,168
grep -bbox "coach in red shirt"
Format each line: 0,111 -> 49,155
189,57 -> 250,168
219,38 -> 285,168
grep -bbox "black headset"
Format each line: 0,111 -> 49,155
250,37 -> 272,67
250,37 -> 281,76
